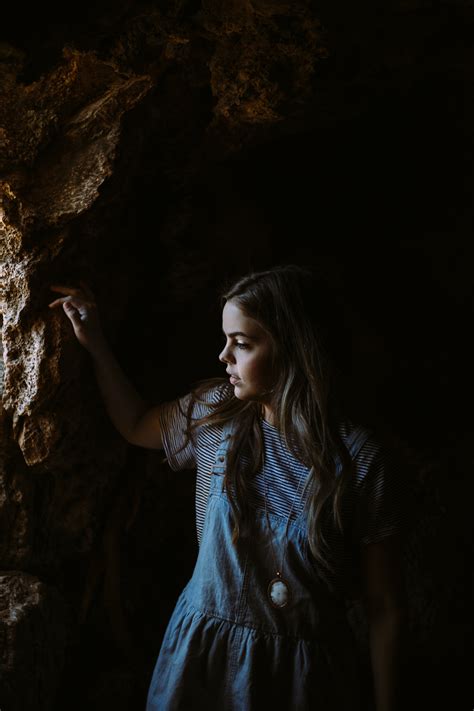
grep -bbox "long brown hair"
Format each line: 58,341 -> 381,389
182,264 -> 355,574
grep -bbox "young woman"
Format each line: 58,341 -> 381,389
49,264 -> 406,711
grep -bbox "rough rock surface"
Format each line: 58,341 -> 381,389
0,571 -> 70,711
0,49 -> 153,464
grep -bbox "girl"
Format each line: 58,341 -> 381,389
49,265 -> 406,711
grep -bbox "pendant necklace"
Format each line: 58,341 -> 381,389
262,445 -> 309,610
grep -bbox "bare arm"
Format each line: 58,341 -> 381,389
361,535 -> 406,711
91,341 -> 164,449
49,282 -> 164,449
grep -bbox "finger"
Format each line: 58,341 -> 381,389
49,296 -> 94,309
50,285 -> 83,297
63,301 -> 85,326
48,295 -> 76,308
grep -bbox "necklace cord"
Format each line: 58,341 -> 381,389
262,444 -> 309,577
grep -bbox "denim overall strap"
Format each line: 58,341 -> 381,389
209,420 -> 235,477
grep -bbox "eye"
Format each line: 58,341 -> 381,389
236,342 -> 249,350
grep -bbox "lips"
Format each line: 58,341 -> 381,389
229,375 -> 240,384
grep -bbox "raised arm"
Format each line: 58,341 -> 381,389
49,281 -> 164,450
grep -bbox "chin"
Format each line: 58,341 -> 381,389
233,385 -> 249,400
233,387 -> 261,404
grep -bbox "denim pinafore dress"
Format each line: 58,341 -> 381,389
146,421 -> 370,710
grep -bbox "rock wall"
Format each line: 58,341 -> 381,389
1,1 -> 473,709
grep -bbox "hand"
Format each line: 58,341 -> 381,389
48,280 -> 106,355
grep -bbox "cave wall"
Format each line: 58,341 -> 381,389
1,1 -> 473,709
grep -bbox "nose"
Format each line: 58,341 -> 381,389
219,344 -> 234,364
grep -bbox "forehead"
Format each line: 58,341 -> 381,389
222,300 -> 267,337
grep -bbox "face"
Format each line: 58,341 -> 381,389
219,300 -> 276,406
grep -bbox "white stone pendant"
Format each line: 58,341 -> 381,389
268,576 -> 291,609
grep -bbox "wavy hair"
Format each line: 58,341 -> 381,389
181,264 -> 355,574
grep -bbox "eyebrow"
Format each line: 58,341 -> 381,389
222,330 -> 257,340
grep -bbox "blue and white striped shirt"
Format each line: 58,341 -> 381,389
158,383 -> 404,596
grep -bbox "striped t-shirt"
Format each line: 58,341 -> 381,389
158,383 -> 404,597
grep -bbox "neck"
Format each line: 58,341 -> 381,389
261,403 -> 276,427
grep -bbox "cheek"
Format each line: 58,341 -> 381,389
244,352 -> 274,385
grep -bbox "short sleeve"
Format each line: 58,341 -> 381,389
356,441 -> 405,546
158,382 -> 232,472
157,392 -> 196,471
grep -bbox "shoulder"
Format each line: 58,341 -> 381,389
338,418 -> 396,489
338,418 -> 380,456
